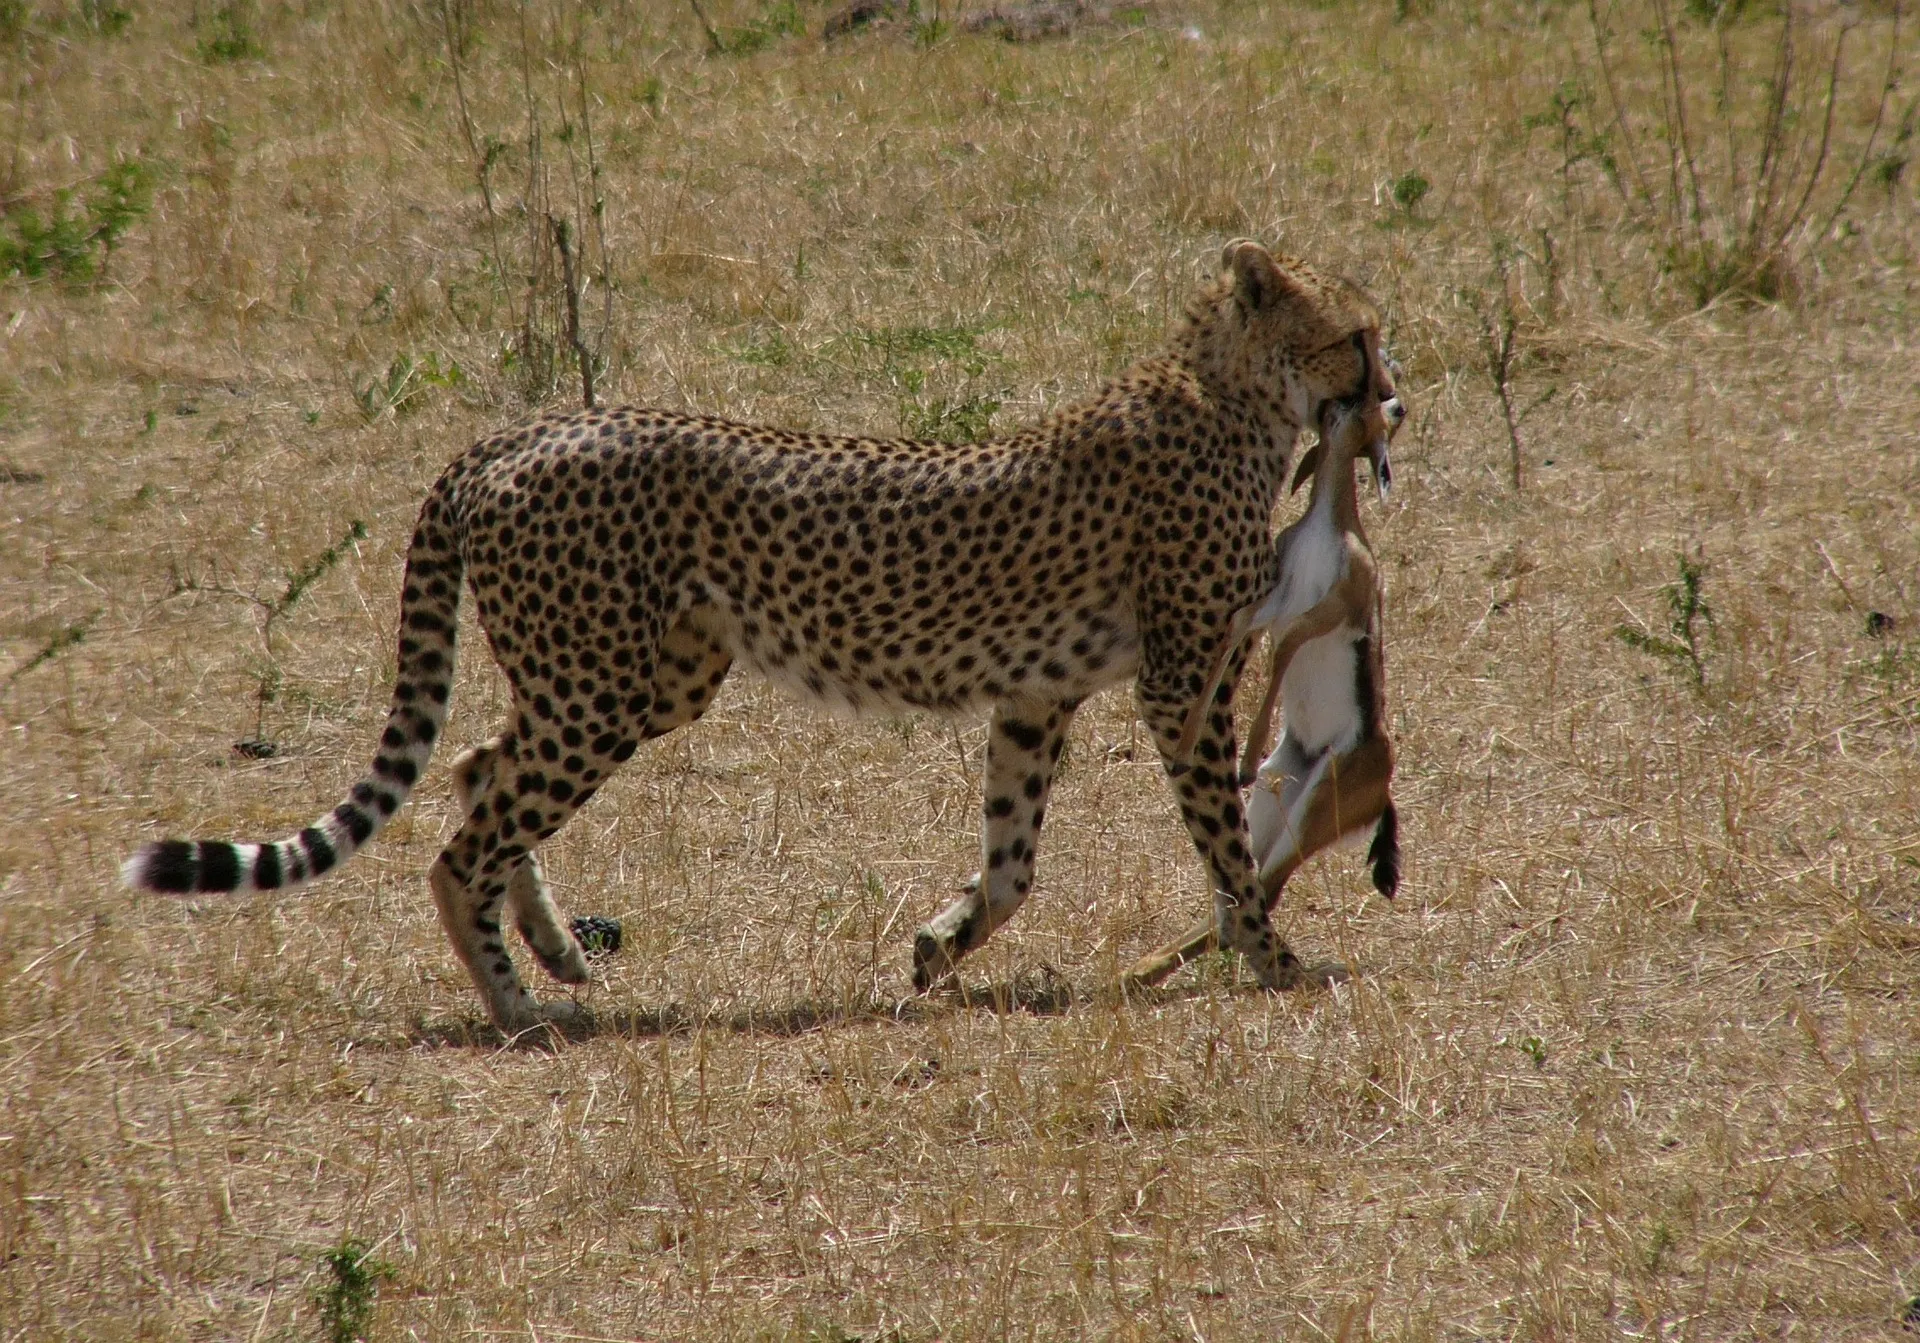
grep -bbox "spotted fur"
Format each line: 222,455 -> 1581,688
123,239 -> 1394,1031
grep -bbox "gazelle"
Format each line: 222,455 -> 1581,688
1124,356 -> 1404,990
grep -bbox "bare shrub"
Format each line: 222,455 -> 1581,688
1587,0 -> 1908,305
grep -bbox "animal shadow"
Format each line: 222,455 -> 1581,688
394,962 -> 1079,1052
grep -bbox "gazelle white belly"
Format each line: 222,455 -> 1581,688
1278,623 -> 1364,757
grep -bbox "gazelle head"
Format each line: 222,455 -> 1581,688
1292,333 -> 1406,501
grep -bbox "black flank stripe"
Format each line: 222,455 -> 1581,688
1353,637 -> 1378,740
299,826 -> 337,877
196,841 -> 242,892
144,839 -> 198,892
253,844 -> 283,890
333,803 -> 374,845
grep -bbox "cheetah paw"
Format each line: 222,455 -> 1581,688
911,928 -> 961,994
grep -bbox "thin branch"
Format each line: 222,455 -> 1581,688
439,0 -> 515,331
1652,0 -> 1708,239
1776,15 -> 1854,255
4,65 -> 29,204
1587,0 -> 1657,212
551,215 -> 594,409
1716,20 -> 1741,228
569,34 -> 615,377
1815,0 -> 1910,244
1747,3 -> 1797,248
1469,252 -> 1527,493
518,0 -> 551,399
687,0 -> 724,54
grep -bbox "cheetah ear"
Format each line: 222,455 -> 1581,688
1221,238 -> 1261,271
1223,239 -> 1295,311
1290,442 -> 1322,493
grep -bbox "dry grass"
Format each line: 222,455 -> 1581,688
2,1 -> 1918,1338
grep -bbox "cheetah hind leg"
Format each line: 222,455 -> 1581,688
432,712 -> 646,1033
449,735 -> 590,986
913,699 -> 1079,992
440,615 -> 734,1008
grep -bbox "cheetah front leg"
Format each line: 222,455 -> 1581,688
912,698 -> 1078,991
1133,670 -> 1331,994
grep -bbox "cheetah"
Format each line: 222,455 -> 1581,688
123,239 -> 1404,1033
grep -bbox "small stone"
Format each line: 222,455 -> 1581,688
891,1057 -> 940,1088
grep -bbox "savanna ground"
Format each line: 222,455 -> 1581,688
2,0 -> 1918,1337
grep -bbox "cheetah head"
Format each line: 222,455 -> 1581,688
1186,238 -> 1404,484
1294,320 -> 1408,503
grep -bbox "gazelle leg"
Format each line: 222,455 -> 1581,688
1121,734 -> 1394,990
1172,605 -> 1262,764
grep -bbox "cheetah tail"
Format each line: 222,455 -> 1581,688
1367,801 -> 1400,900
121,491 -> 463,897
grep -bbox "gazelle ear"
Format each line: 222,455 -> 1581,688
1290,442 -> 1322,494
1223,239 -> 1292,310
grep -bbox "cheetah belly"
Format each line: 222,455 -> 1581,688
688,588 -> 1141,718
